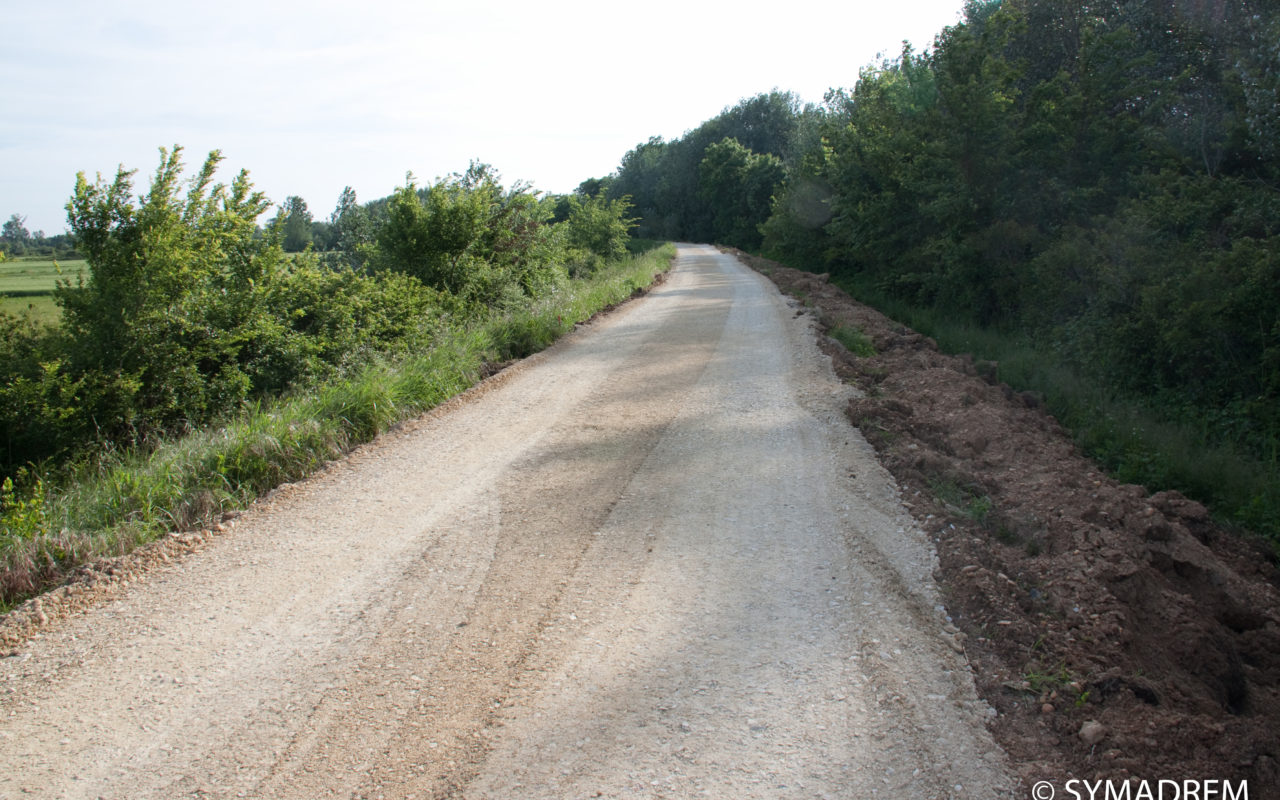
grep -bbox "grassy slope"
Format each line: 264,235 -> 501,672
0,244 -> 676,607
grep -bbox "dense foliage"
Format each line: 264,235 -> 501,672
0,148 -> 636,479
600,1 -> 1279,534
608,91 -> 814,249
368,164 -> 569,305
760,0 -> 1280,533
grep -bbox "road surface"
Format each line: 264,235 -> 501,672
0,245 -> 1013,799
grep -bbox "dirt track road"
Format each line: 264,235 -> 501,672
0,245 -> 1014,799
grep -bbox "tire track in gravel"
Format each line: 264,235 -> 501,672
0,245 -> 1014,800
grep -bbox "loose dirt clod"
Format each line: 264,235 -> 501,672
1079,720 -> 1107,747
736,248 -> 1280,795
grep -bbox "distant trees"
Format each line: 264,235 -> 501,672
329,186 -> 372,267
609,91 -> 807,247
1,215 -> 30,255
592,0 -> 1279,531
698,137 -> 783,251
609,136 -> 668,239
0,214 -> 78,259
275,196 -> 314,252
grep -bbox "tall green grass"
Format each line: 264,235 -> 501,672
0,244 -> 675,607
829,324 -> 876,357
835,275 -> 1280,543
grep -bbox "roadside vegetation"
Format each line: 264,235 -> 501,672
5,0 -> 1277,604
598,0 -> 1280,541
0,146 -> 668,605
832,279 -> 1279,543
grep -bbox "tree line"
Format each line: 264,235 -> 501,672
0,148 -> 635,476
600,0 -> 1279,534
1,214 -> 78,260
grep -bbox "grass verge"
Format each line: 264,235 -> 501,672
0,244 -> 675,608
834,274 -> 1280,543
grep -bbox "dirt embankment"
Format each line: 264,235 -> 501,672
733,249 -> 1280,794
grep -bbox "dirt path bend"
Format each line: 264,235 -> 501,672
0,245 -> 1013,799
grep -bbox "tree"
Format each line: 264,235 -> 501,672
277,195 -> 313,252
57,145 -> 282,434
1239,13 -> 1280,169
565,193 -> 635,268
711,90 -> 804,160
698,137 -> 784,249
2,214 -> 30,255
575,177 -> 610,199
610,136 -> 669,238
330,186 -> 372,266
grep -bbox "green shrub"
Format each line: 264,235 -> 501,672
369,163 -> 568,306
0,148 -> 451,473
565,194 -> 636,264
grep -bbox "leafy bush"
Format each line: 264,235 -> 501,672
57,146 -> 286,437
369,164 -> 567,307
0,148 -> 448,473
565,193 -> 636,269
246,261 -> 440,396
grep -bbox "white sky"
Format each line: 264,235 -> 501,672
2,0 -> 966,234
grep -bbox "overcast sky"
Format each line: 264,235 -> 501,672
2,0 -> 966,235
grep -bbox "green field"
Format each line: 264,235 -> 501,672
0,258 -> 85,323
0,257 -> 86,293
0,294 -> 60,324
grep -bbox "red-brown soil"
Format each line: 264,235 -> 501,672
733,249 -> 1280,795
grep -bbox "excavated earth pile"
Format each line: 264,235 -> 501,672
733,248 -> 1280,795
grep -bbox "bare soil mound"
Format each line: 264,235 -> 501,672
733,249 -> 1280,794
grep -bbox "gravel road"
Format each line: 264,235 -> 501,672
0,245 -> 1014,799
